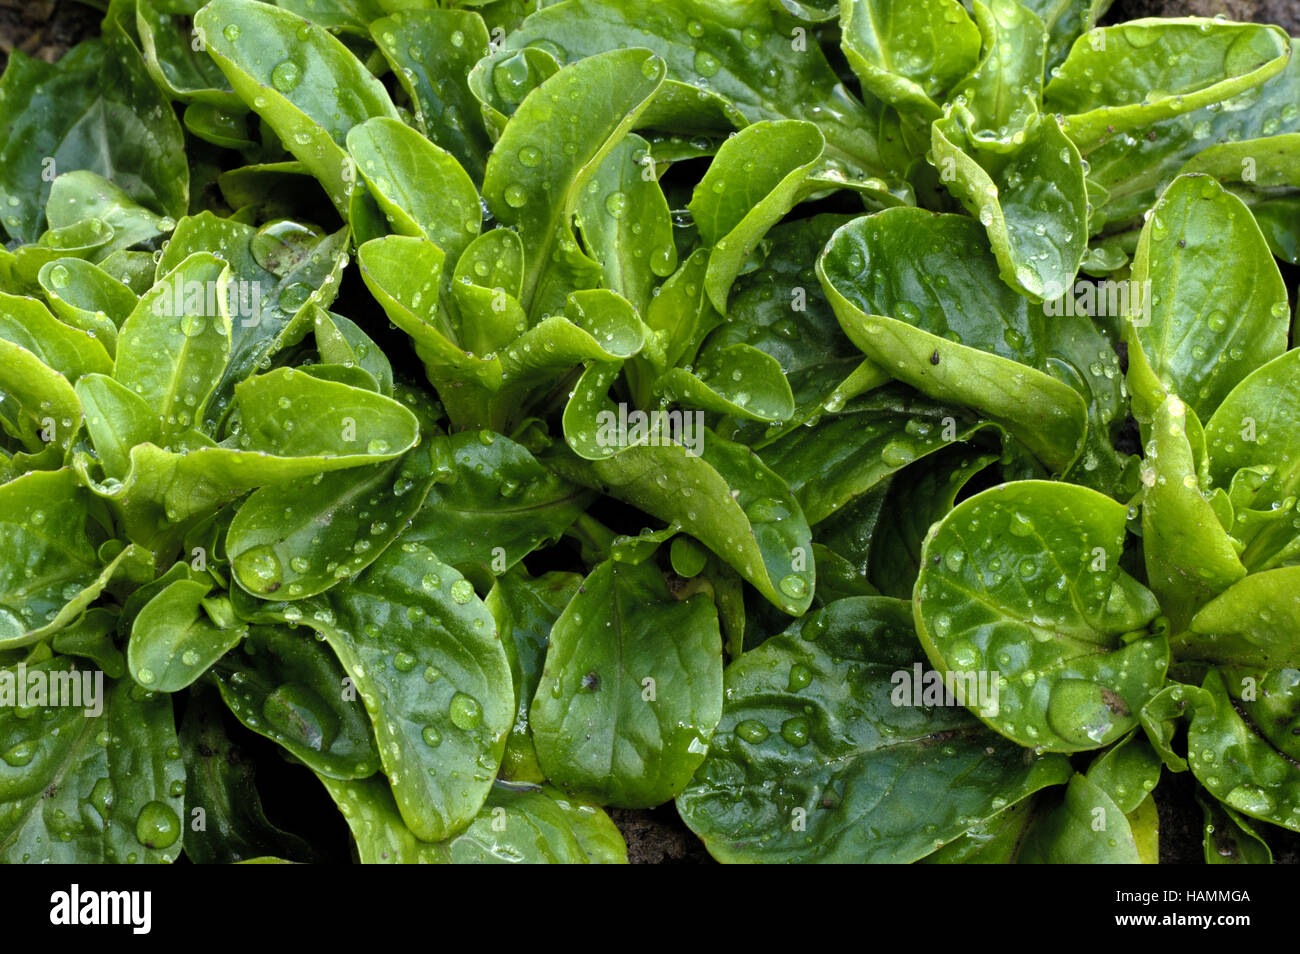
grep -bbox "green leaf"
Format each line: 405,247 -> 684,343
931,112 -> 1088,301
313,308 -> 394,395
486,568 -> 583,783
277,0 -> 387,34
76,373 -> 161,478
1046,18 -> 1291,148
709,214 -> 888,445
507,0 -> 904,177
759,387 -> 992,524
1188,668 -> 1300,833
114,252 -> 233,440
232,367 -> 419,462
688,120 -> 824,313
0,289 -> 113,383
44,171 -> 171,262
921,797 -> 1038,863
915,480 -> 1167,751
839,0 -> 980,119
77,367 -> 418,545
1139,681 -> 1200,773
1204,348 -> 1300,573
405,430 -> 591,577
0,470 -> 103,647
654,342 -> 796,423
574,133 -> 676,316
38,258 -> 136,355
1082,38 -> 1300,235
0,666 -> 184,863
196,0 -> 399,217
0,28 -> 187,243
1222,666 -> 1300,766
320,774 -> 627,863
1178,568 -> 1300,669
1199,788 -> 1272,864
159,213 -> 351,427
370,9 -> 493,181
127,577 -> 247,692
137,0 -> 239,105
444,780 -> 628,863
1086,730 -> 1162,813
212,622 -> 381,779
1125,174 -> 1289,422
228,446 -> 436,601
52,609 -> 126,679
547,429 -> 815,615
531,558 -> 721,807
947,0 -> 1046,143
1141,396 -> 1245,632
346,117 -> 481,266
1015,773 -> 1143,863
818,209 -> 1089,473
1020,0 -> 1112,76
833,445 -> 995,599
467,45 -> 563,141
0,338 -> 82,453
677,597 -> 1072,862
297,543 -> 513,841
481,48 -> 665,318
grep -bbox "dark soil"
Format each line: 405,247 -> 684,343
5,0 -> 1300,865
0,0 -> 99,68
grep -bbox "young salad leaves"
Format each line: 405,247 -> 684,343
0,0 -> 1297,865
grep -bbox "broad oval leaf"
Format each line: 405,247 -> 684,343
0,667 -> 184,863
346,117 -> 481,266
115,252 -> 233,439
303,544 -> 513,842
482,47 -> 666,318
688,119 -> 824,313
915,480 -> 1167,751
196,0 -> 399,217
1125,174 -> 1289,423
839,0 -> 980,119
677,597 -> 1072,862
228,446 -> 437,600
530,558 -> 723,808
212,622 -> 381,780
127,578 -> 246,692
1046,18 -> 1291,147
1179,567 -> 1300,669
818,209 -> 1089,473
